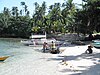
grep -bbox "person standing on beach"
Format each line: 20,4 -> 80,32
43,42 -> 46,53
43,42 -> 49,53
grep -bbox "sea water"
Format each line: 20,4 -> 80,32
0,38 -> 22,56
0,38 -> 43,56
0,38 -> 44,75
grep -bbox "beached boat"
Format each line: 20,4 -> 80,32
21,34 -> 63,46
21,34 -> 47,46
91,40 -> 100,48
21,31 -> 64,46
0,56 -> 9,61
21,39 -> 36,46
21,38 -> 60,46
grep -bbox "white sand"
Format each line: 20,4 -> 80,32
0,45 -> 100,75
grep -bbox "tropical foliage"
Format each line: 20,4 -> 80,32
0,0 -> 100,38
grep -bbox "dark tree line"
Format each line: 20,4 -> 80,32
0,0 -> 100,38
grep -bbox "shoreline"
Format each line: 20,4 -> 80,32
0,41 -> 100,75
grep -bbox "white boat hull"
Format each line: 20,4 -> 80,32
21,39 -> 62,46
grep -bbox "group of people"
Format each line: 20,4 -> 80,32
43,41 -> 60,54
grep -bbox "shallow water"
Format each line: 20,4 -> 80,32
0,38 -> 46,75
0,39 -> 19,56
0,38 -> 43,57
0,38 -> 45,65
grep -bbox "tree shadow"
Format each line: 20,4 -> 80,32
48,51 -> 100,75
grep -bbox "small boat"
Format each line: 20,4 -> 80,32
21,33 -> 58,46
21,33 -> 47,46
0,56 -> 9,61
21,39 -> 36,46
91,40 -> 100,48
21,32 -> 63,46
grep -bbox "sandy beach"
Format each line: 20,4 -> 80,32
0,44 -> 100,75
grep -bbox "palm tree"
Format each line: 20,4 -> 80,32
61,0 -> 76,33
48,3 -> 62,33
32,2 -> 47,33
12,7 -> 19,17
21,2 -> 25,16
1,7 -> 11,28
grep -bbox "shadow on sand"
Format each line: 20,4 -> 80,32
48,52 -> 100,75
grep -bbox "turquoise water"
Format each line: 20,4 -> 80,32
0,38 -> 49,75
0,39 -> 30,56
0,38 -> 24,56
0,38 -> 43,60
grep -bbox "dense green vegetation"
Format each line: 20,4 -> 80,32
0,0 -> 100,38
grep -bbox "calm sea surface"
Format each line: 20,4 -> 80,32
0,38 -> 43,57
0,38 -> 47,75
0,38 -> 23,56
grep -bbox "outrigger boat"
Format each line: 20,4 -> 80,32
21,32 -> 62,46
91,40 -> 100,48
21,34 -> 47,46
0,56 -> 9,61
21,32 -> 47,46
